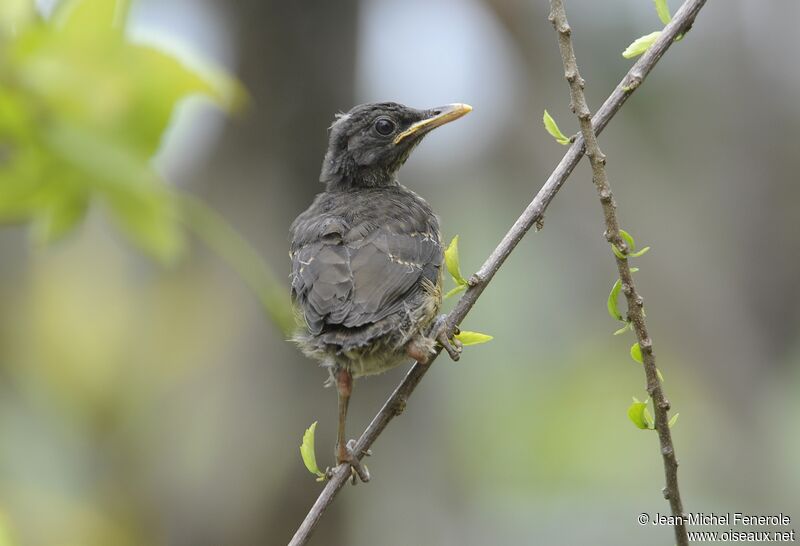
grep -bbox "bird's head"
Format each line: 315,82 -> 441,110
320,102 -> 472,191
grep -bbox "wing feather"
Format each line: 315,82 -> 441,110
290,194 -> 440,338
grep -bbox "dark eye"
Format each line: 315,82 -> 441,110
374,117 -> 396,136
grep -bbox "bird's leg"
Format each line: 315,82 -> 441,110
431,314 -> 462,362
334,368 -> 370,483
334,367 -> 353,466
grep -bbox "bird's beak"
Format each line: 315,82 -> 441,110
393,103 -> 473,144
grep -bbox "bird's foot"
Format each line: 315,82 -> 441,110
337,439 -> 371,484
431,314 -> 462,362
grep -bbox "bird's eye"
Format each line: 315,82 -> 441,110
374,117 -> 396,136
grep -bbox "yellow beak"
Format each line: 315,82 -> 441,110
393,103 -> 473,144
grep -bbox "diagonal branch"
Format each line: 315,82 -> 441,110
289,1 -> 707,544
548,1 -> 703,545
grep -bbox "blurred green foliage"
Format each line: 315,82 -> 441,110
0,0 -> 242,262
0,0 -> 295,332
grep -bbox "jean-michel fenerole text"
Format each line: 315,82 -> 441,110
651,513 -> 792,526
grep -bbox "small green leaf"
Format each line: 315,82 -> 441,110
657,368 -> 664,382
455,331 -> 493,346
630,267 -> 639,273
619,229 -> 636,252
543,109 -> 571,145
629,246 -> 650,258
611,244 -> 626,259
627,400 -> 650,429
444,284 -> 466,300
607,279 -> 623,322
653,0 -> 672,25
300,421 -> 326,480
668,412 -> 680,428
613,321 -> 632,336
630,342 -> 643,364
622,31 -> 662,59
444,235 -> 466,286
643,406 -> 655,429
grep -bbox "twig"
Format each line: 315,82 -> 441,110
289,2 -> 706,544
548,1 -> 701,545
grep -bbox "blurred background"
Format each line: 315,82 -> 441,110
1,0 -> 799,544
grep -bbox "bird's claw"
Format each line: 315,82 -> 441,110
432,315 -> 462,362
338,439 -> 371,484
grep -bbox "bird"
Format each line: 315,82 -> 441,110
289,102 -> 472,480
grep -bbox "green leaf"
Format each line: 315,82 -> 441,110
657,368 -> 664,382
444,284 -> 466,300
622,31 -> 661,59
630,342 -> 643,364
611,244 -> 626,259
300,421 -> 326,480
653,0 -> 672,25
455,331 -> 493,346
607,279 -> 623,322
613,321 -> 632,336
616,229 -> 652,258
643,406 -> 655,429
668,412 -> 680,428
627,400 -> 650,429
543,109 -> 571,145
444,235 -> 466,286
628,397 -> 655,430
619,229 -> 636,252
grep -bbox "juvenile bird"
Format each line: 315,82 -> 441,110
289,102 -> 472,480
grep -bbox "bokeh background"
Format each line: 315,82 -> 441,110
1,0 -> 799,544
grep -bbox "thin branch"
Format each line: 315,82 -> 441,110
289,2 -> 707,544
548,1 -> 701,545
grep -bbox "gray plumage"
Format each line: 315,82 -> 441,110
290,102 -> 470,378
290,186 -> 442,376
